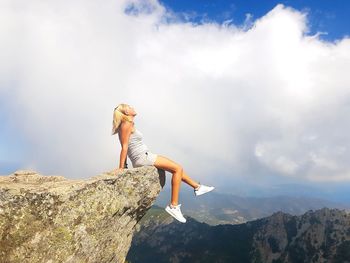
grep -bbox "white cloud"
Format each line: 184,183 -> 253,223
0,0 -> 350,184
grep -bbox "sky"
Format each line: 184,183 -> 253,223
1,0 -> 350,201
159,0 -> 350,42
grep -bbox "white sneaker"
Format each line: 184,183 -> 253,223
194,183 -> 215,196
165,203 -> 187,223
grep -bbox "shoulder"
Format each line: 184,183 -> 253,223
120,120 -> 134,132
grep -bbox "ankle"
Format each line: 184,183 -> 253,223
194,184 -> 201,190
170,203 -> 178,208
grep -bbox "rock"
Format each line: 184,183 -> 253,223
0,166 -> 166,263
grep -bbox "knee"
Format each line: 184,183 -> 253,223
174,165 -> 183,174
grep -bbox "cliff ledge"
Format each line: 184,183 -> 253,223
0,166 -> 165,263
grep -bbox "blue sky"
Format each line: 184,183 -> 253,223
159,0 -> 350,41
1,0 -> 350,202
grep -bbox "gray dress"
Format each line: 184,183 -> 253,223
127,128 -> 158,167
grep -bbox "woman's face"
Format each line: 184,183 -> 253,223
126,105 -> 137,116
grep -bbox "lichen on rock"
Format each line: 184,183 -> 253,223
0,166 -> 165,263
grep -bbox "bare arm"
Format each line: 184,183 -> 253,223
118,121 -> 133,169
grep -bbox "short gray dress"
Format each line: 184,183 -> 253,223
127,127 -> 158,167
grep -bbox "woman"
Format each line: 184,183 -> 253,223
112,103 -> 215,223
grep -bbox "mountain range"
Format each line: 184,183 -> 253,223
127,207 -> 350,263
153,187 -> 350,225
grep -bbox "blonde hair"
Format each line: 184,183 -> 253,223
111,103 -> 135,135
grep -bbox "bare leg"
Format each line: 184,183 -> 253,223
182,170 -> 200,189
153,155 -> 199,206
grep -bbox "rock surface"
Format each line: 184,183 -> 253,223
0,167 -> 165,263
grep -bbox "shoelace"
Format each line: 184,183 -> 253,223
171,204 -> 181,209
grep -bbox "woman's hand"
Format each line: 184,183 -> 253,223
113,168 -> 124,176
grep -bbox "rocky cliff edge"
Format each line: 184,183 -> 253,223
0,167 -> 166,263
